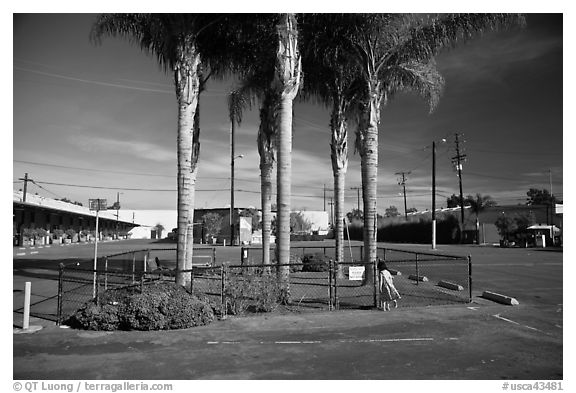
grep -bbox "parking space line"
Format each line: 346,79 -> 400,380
206,337 -> 435,346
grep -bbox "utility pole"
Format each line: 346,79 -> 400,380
230,121 -> 235,246
323,184 -> 326,212
19,173 -> 30,202
452,133 -> 467,241
328,197 -> 335,226
115,192 -> 121,239
395,171 -> 410,220
350,186 -> 361,212
432,141 -> 437,249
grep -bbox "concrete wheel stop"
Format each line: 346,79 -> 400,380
481,290 -> 519,305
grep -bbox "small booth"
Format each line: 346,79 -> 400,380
526,225 -> 561,248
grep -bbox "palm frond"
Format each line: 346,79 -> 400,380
390,13 -> 526,65
383,59 -> 445,113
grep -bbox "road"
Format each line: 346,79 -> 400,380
13,239 -> 563,380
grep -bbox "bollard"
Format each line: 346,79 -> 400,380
23,281 -> 31,329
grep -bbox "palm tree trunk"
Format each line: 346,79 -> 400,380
258,91 -> 278,267
260,160 -> 274,265
357,83 -> 382,296
175,51 -> 201,288
273,14 -> 301,291
276,96 -> 293,285
330,108 -> 348,279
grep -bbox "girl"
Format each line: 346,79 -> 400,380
378,260 -> 401,311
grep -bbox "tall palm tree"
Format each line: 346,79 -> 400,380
300,15 -> 364,277
272,13 -> 302,286
227,82 -> 280,266
466,193 -> 497,244
327,14 -> 525,288
91,14 -> 230,287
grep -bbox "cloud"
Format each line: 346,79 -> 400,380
437,31 -> 562,85
68,135 -> 175,162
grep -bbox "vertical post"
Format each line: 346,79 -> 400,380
57,263 -> 64,325
230,120 -> 235,247
468,255 -> 472,303
333,261 -> 338,310
212,247 -> 217,265
23,281 -> 31,329
92,208 -> 100,299
432,141 -> 437,249
104,257 -> 109,291
190,265 -> 194,293
132,251 -> 136,284
221,265 -> 226,317
373,259 -> 378,308
415,253 -> 419,286
328,259 -> 333,310
95,271 -> 100,305
240,246 -> 245,265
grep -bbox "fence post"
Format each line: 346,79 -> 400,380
415,253 -> 419,286
95,270 -> 100,305
334,261 -> 339,310
57,263 -> 64,326
104,257 -> 108,291
131,251 -> 136,284
328,259 -> 333,310
468,255 -> 472,302
212,247 -> 217,265
221,264 -> 226,318
360,246 -> 364,262
373,259 -> 378,308
240,247 -> 245,265
190,266 -> 194,293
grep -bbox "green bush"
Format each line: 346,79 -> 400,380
66,282 -> 214,331
225,269 -> 282,315
302,253 -> 331,272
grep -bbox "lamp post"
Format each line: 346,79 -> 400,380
230,150 -> 244,247
431,138 -> 446,250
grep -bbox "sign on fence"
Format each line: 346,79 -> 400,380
348,266 -> 365,281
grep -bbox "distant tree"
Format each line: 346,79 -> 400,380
446,194 -> 468,208
465,193 -> 497,244
346,209 -> 364,222
384,206 -> 400,218
495,214 -> 517,243
202,213 -> 223,240
526,188 -> 558,205
290,212 -> 312,233
154,223 -> 165,239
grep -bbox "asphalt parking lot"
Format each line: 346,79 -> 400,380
13,240 -> 564,380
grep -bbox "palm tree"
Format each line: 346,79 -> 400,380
300,15 -> 364,277
466,193 -> 497,244
91,14 -> 230,287
271,13 -> 302,286
323,14 -> 525,288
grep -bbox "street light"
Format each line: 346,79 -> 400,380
230,153 -> 244,246
431,138 -> 447,250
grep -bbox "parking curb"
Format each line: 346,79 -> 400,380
481,290 -> 519,305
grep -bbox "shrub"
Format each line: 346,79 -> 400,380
224,268 -> 282,315
65,228 -> 77,240
302,253 -> 331,272
66,282 -> 214,331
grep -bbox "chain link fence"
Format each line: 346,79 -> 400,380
57,246 -> 471,324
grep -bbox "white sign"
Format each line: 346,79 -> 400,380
348,266 -> 365,281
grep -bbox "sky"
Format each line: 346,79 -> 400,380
12,11 -> 565,217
